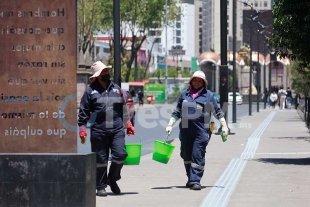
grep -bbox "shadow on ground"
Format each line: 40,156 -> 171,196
256,157 -> 310,165
271,136 -> 310,143
151,185 -> 221,190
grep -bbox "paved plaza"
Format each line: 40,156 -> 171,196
97,107 -> 310,207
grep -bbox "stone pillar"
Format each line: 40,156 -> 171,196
0,153 -> 96,207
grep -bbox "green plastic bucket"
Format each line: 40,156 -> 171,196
124,143 -> 142,165
152,140 -> 175,164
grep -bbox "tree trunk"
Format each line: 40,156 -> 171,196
124,35 -> 146,82
134,50 -> 138,80
144,38 -> 158,78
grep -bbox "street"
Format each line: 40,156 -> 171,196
78,103 -> 266,155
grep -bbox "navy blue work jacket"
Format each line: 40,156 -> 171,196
172,88 -> 224,131
78,81 -> 129,136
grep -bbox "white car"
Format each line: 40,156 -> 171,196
228,92 -> 243,105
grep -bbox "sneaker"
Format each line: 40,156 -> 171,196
190,184 -> 201,190
96,189 -> 107,196
108,179 -> 121,194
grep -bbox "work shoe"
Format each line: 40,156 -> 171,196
186,182 -> 192,188
96,189 -> 107,196
108,179 -> 121,194
190,184 -> 201,190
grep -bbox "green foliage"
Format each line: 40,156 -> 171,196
289,60 -> 310,96
168,83 -> 182,104
100,0 -> 181,82
269,0 -> 310,66
78,0 -> 105,53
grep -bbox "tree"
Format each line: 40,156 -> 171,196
78,0 -> 105,54
269,0 -> 310,67
100,0 -> 181,82
289,61 -> 310,96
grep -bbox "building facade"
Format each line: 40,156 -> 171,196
202,0 -> 273,54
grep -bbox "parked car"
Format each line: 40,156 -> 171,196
212,92 -> 220,103
122,89 -> 136,126
228,92 -> 243,105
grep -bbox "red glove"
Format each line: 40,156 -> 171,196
79,126 -> 87,144
124,120 -> 135,136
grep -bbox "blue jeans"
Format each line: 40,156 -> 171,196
286,97 -> 292,109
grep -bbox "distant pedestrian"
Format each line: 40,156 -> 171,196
138,90 -> 144,106
286,87 -> 292,109
278,87 -> 287,110
295,94 -> 301,109
130,88 -> 136,98
270,91 -> 278,108
264,88 -> 270,106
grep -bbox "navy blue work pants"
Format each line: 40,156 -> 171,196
91,129 -> 127,190
179,128 -> 210,185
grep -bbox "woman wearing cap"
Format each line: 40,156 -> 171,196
166,70 -> 228,190
78,61 -> 135,196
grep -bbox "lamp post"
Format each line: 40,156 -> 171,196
113,0 -> 121,86
249,12 -> 253,116
232,0 -> 237,123
263,42 -> 267,109
212,63 -> 216,92
165,0 -> 168,104
220,0 -> 228,121
256,30 -> 260,112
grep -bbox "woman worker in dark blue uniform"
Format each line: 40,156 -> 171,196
166,71 -> 228,190
78,61 -> 135,196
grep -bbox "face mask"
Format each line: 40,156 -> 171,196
100,74 -> 110,82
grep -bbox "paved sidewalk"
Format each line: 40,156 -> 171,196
96,107 -> 310,207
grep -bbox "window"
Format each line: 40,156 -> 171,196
103,47 -> 110,53
176,22 -> 181,28
199,21 -> 202,25
254,1 -> 258,7
240,24 -> 243,29
264,1 -> 268,7
199,14 -> 202,19
176,37 -> 181,44
176,30 -> 181,36
227,15 -> 229,20
199,7 -> 202,12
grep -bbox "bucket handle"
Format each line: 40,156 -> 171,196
165,134 -> 169,143
127,133 -> 142,144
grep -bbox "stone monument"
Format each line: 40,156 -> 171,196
0,0 -> 95,206
239,46 -> 257,97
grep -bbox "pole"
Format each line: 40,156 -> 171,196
269,57 -> 271,92
165,0 -> 168,104
256,31 -> 259,112
220,0 -> 228,121
249,11 -> 253,116
263,42 -> 266,109
113,0 -> 121,86
232,0 -> 237,123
